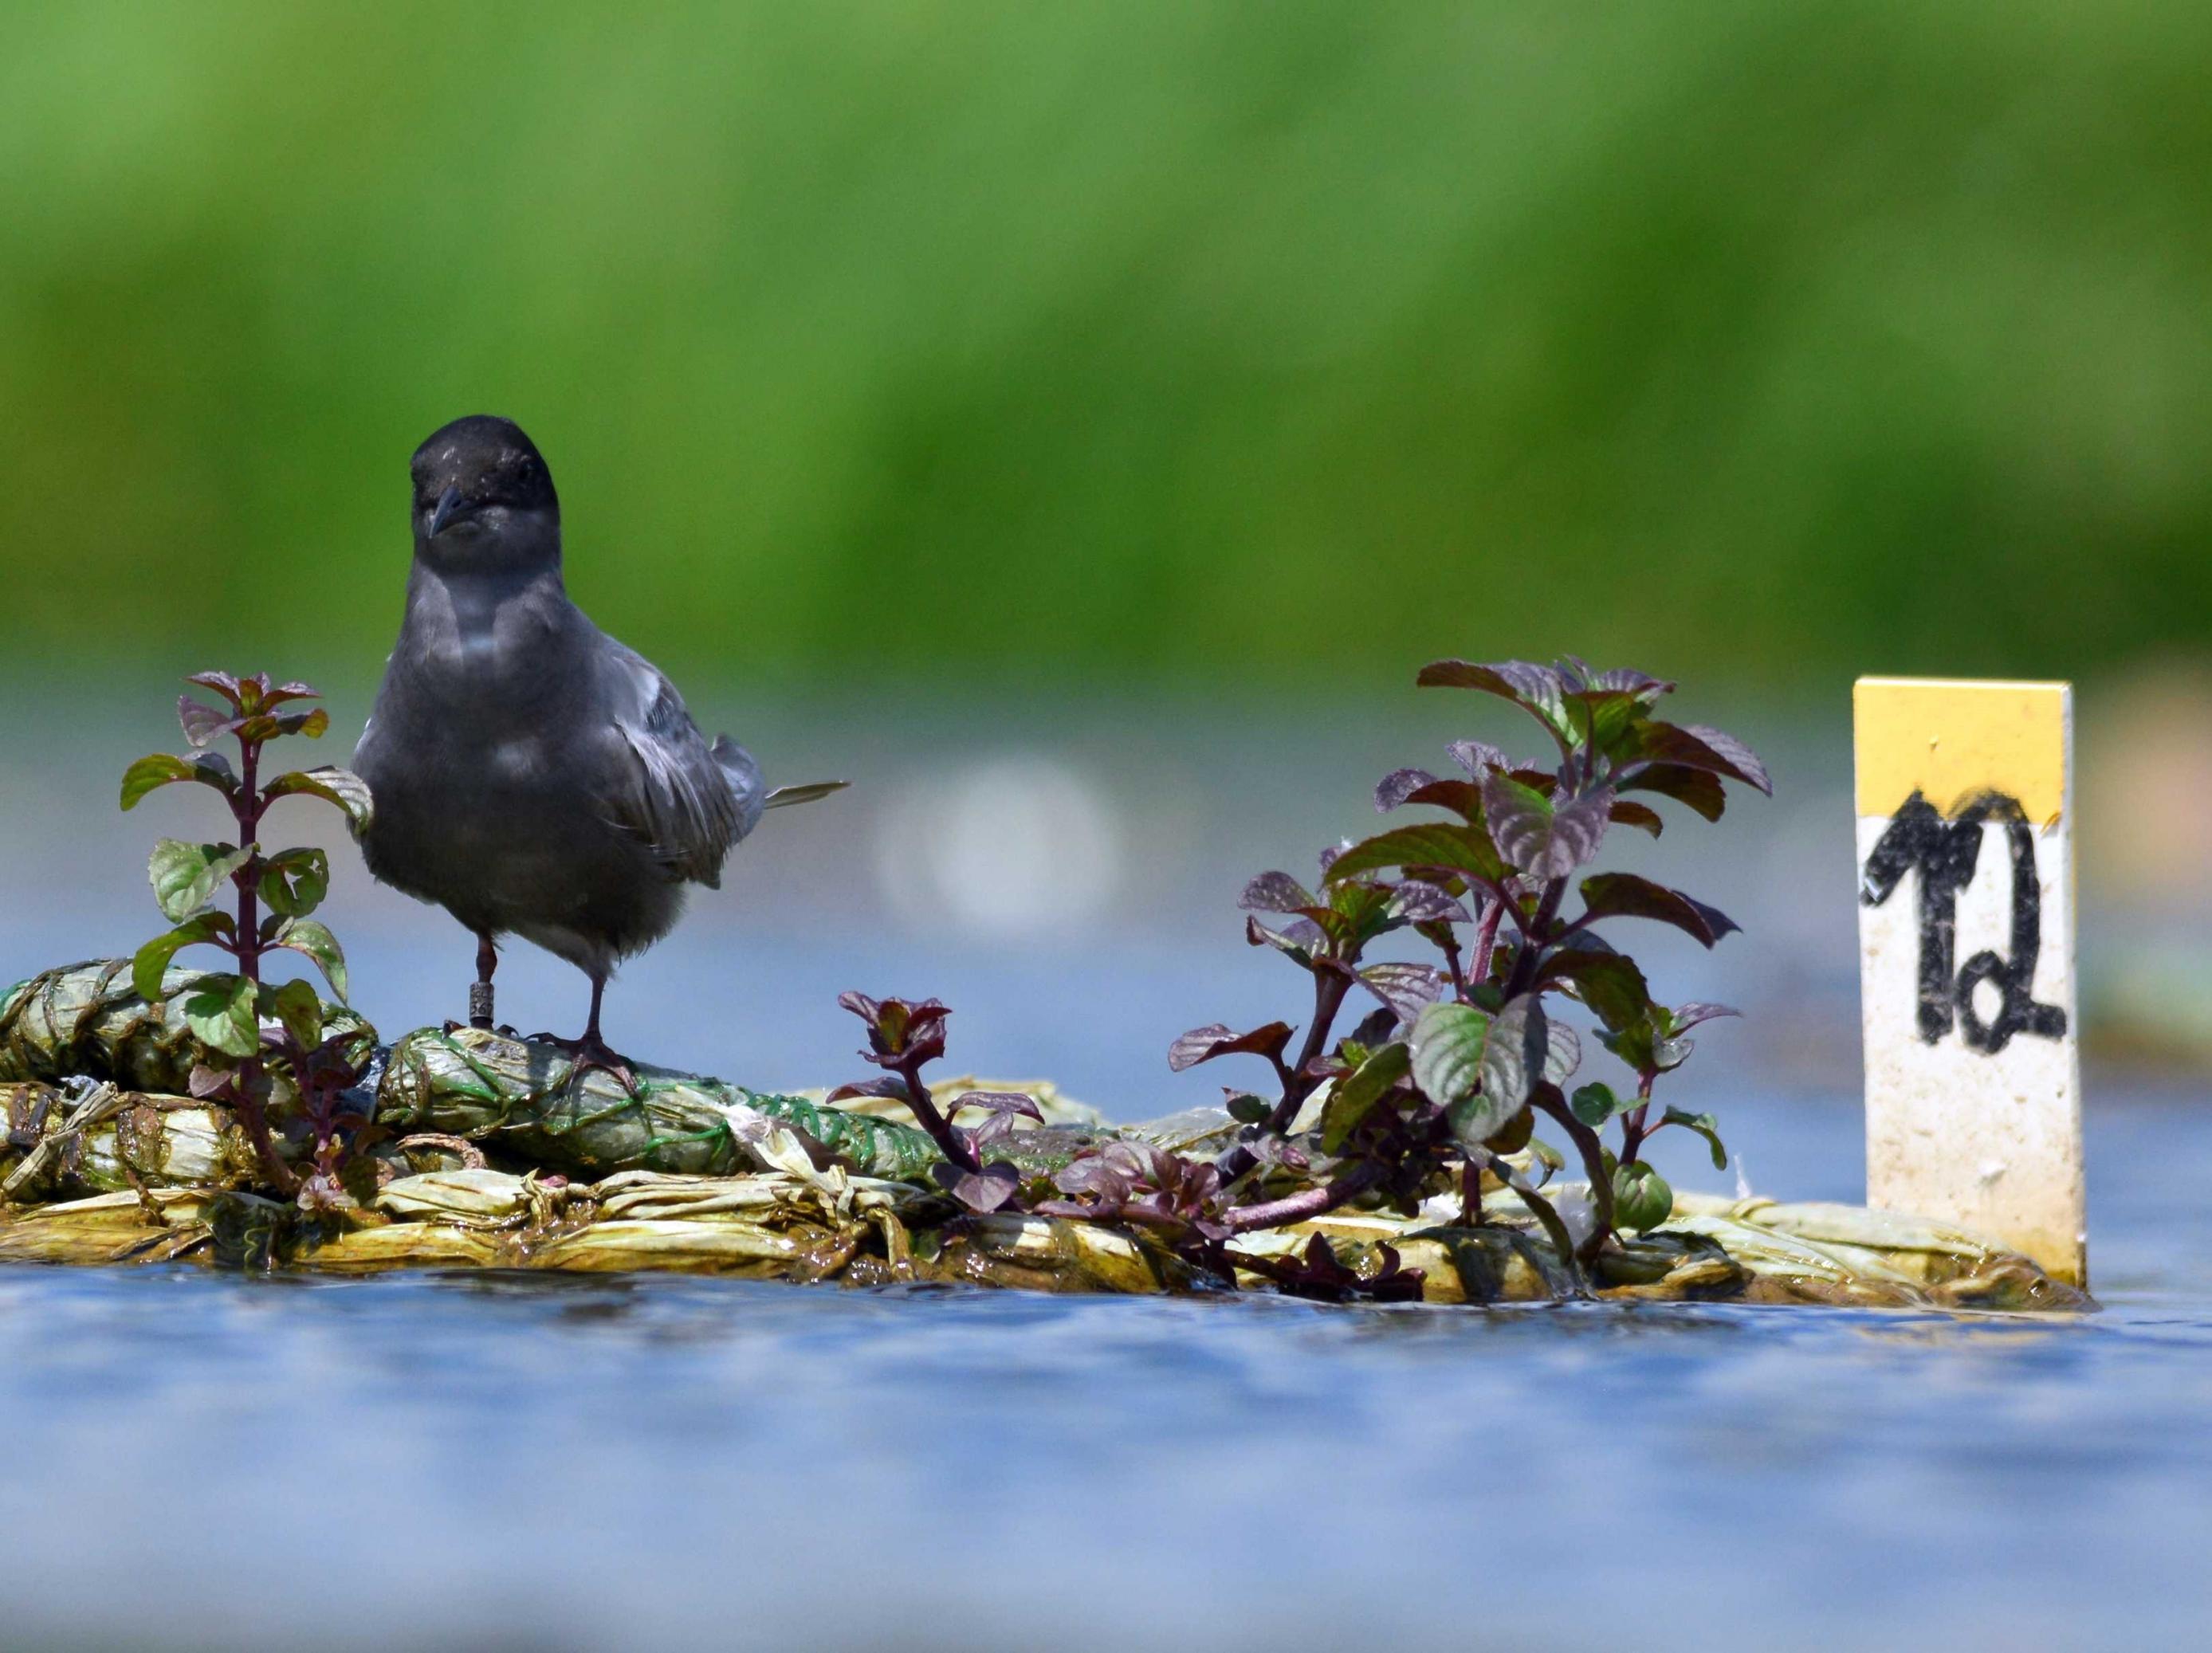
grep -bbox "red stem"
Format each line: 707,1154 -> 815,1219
1223,1160 -> 1383,1234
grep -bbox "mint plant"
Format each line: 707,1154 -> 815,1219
120,672 -> 375,1200
1183,658 -> 1768,1263
848,656 -> 1768,1295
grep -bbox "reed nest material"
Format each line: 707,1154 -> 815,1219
0,962 -> 2092,1311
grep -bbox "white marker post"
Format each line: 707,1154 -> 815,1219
1854,677 -> 2085,1285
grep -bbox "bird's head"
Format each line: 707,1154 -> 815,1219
410,415 -> 560,572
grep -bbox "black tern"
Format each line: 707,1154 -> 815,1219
353,415 -> 843,1082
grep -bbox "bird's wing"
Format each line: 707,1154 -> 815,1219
599,646 -> 741,888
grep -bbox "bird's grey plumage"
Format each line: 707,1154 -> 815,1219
352,415 -> 839,1047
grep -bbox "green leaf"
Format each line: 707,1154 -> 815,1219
258,846 -> 330,917
1613,1161 -> 1674,1232
1225,1094 -> 1273,1125
182,972 -> 259,1058
1409,1000 -> 1489,1107
1662,1106 -> 1730,1170
1319,1040 -> 1411,1153
121,755 -> 189,810
1324,822 -> 1504,887
1479,993 -> 1555,1117
264,766 -> 375,830
148,839 -> 253,924
132,913 -> 232,1001
123,752 -> 240,811
271,917 -> 348,1000
261,977 -> 325,1050
1537,948 -> 1655,1033
1571,1082 -> 1628,1128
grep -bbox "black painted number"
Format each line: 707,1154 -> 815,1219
1860,790 -> 2066,1054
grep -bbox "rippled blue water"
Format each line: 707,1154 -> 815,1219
0,1091 -> 2202,1651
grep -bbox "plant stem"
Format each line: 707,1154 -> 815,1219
1483,1151 -> 1585,1295
1531,1089 -> 1613,1262
1502,879 -> 1566,998
898,1060 -> 980,1173
1466,896 -> 1505,995
1222,1160 -> 1383,1234
225,732 -> 297,1196
1216,968 -> 1351,1184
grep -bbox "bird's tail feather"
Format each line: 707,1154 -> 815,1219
765,779 -> 849,808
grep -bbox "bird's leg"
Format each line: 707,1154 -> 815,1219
469,931 -> 498,1031
530,976 -> 639,1093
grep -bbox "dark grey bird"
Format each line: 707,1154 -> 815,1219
352,414 -> 843,1082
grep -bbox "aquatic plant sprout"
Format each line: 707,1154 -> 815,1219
120,671 -> 375,1202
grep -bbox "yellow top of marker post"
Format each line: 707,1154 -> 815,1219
1853,677 -> 2071,826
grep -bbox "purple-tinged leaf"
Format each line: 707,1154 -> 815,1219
1587,668 -> 1674,702
1618,763 -> 1728,823
1609,799 -> 1664,838
262,681 -> 321,708
1446,739 -> 1511,780
1575,874 -> 1739,948
1169,1021 -> 1293,1074
1482,774 -> 1613,879
948,1090 -> 1046,1121
1374,768 -> 1440,812
1396,776 -> 1488,820
1245,914 -> 1326,968
1324,822 -> 1504,886
1670,1002 -> 1742,1031
824,1074 -> 912,1105
177,697 -> 234,748
933,1160 -> 1020,1213
1358,961 -> 1448,1024
1239,870 -> 1315,913
1417,660 -> 1574,745
183,671 -> 245,710
1677,724 -> 1770,794
1639,723 -> 1772,795
187,1062 -> 231,1099
1386,880 -> 1469,925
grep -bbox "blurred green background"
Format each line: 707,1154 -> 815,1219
5,1 -> 2209,693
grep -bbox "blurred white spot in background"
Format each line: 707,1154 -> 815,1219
872,753 -> 1126,939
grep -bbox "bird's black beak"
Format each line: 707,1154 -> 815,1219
426,485 -> 467,539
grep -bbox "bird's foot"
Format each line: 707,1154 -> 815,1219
527,1031 -> 641,1096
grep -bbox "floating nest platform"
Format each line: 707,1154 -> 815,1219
0,964 -> 2088,1311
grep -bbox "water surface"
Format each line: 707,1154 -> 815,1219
0,1092 -> 2202,1651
